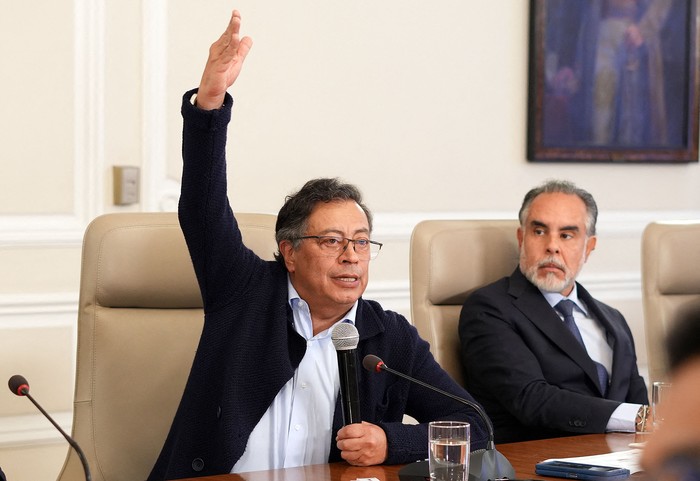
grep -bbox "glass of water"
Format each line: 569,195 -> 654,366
429,421 -> 470,481
652,381 -> 672,429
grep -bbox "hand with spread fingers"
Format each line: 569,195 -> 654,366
195,9 -> 253,111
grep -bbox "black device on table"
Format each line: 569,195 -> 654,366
535,460 -> 630,481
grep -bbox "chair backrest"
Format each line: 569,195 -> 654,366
641,221 -> 700,383
409,219 -> 520,386
57,212 -> 278,481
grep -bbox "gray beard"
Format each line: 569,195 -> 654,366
523,266 -> 573,293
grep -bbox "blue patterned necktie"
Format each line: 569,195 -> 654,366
555,299 -> 609,396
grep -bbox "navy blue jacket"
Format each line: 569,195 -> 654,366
147,90 -> 488,480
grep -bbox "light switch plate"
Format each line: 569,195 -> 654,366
113,166 -> 140,205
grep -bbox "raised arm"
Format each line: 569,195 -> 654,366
195,9 -> 253,110
178,9 -> 259,311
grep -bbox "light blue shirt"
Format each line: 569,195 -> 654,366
541,286 -> 640,432
232,276 -> 358,473
542,287 -> 612,373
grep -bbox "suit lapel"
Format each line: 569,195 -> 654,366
577,285 -> 628,398
577,285 -> 617,352
508,269 -> 604,395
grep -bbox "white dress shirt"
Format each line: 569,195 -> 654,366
232,277 -> 357,472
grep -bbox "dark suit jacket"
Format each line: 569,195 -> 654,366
459,267 -> 648,443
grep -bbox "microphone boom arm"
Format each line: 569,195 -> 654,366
8,375 -> 92,481
362,355 -> 515,481
24,392 -> 92,481
377,362 -> 495,449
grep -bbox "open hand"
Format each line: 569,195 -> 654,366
196,9 -> 253,110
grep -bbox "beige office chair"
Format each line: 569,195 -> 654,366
56,212 -> 277,481
641,220 -> 700,384
410,220 -> 520,386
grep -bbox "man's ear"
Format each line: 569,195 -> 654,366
517,227 -> 524,249
278,240 -> 296,272
584,235 -> 597,261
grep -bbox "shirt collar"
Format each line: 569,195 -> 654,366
541,283 -> 588,316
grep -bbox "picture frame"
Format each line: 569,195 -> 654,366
527,0 -> 700,163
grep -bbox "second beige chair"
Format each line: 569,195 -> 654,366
410,219 -> 520,386
641,220 -> 700,384
57,212 -> 277,481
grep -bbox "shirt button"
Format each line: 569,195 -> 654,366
294,424 -> 301,431
301,382 -> 308,389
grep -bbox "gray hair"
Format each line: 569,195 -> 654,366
518,179 -> 598,236
274,178 -> 373,266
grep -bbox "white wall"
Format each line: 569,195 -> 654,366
1,1 -> 699,480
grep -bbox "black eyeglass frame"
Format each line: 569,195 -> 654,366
294,235 -> 383,259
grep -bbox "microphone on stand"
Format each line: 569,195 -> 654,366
8,375 -> 92,481
362,355 -> 514,481
331,323 -> 362,425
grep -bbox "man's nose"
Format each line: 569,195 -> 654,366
545,234 -> 560,254
338,239 -> 360,262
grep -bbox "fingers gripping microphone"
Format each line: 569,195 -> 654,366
331,323 -> 362,425
8,375 -> 92,481
362,355 -> 514,481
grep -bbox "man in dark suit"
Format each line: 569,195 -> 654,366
459,179 -> 649,443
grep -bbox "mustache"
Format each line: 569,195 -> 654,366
537,257 -> 567,272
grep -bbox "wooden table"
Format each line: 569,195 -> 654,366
174,432 -> 647,481
498,432 -> 647,479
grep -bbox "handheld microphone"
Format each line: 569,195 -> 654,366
331,323 -> 362,425
8,375 -> 92,481
362,355 -> 514,481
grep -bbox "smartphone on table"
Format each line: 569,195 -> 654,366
535,460 -> 631,480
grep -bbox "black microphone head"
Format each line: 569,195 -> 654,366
331,322 -> 359,351
8,374 -> 29,396
362,354 -> 384,373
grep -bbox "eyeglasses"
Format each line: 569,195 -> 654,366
295,235 -> 383,260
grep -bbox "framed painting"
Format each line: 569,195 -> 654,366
527,0 -> 700,163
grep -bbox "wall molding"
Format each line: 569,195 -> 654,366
142,0 -> 179,213
0,295 -> 77,447
2,209 -> 699,248
0,412 -> 72,447
0,293 -> 78,320
73,0 -> 105,226
0,0 -> 105,247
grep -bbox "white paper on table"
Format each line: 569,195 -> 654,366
544,449 -> 643,474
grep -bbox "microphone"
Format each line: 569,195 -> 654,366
331,323 -> 362,425
362,355 -> 514,481
8,375 -> 92,481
